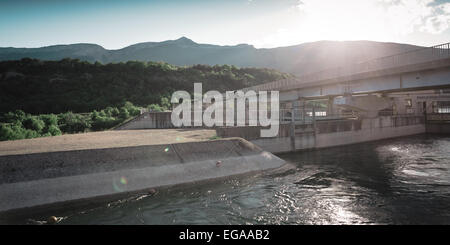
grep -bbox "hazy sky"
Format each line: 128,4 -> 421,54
1,0 -> 449,49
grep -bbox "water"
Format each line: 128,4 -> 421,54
7,134 -> 450,224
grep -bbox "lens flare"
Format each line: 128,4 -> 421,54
120,176 -> 127,185
112,176 -> 128,192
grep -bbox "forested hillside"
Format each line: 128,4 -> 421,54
0,58 -> 291,115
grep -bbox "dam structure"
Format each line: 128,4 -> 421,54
214,42 -> 450,153
2,42 -> 450,216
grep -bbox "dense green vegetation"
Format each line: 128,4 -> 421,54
0,58 -> 290,141
0,101 -> 143,141
0,58 -> 291,115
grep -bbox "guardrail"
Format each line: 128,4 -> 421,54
427,113 -> 450,121
244,42 -> 450,92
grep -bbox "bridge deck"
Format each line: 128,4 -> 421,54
244,42 -> 450,93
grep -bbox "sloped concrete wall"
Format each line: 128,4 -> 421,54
0,138 -> 285,213
115,112 -> 174,130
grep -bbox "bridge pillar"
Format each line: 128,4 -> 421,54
327,96 -> 335,117
290,105 -> 295,151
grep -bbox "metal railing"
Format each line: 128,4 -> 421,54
279,108 -> 356,124
244,42 -> 450,92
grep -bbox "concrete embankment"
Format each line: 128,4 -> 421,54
426,122 -> 450,134
0,138 -> 285,214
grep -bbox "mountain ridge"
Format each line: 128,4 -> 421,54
0,37 -> 424,76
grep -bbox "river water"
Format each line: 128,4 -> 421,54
8,134 -> 450,225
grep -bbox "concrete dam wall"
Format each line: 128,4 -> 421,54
216,115 -> 426,153
0,138 -> 285,214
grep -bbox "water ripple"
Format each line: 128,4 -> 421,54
5,134 -> 450,225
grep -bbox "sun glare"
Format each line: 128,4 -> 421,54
298,0 -> 391,42
253,0 -> 442,48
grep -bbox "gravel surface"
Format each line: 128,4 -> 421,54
0,129 -> 216,156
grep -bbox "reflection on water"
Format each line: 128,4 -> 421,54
6,134 -> 450,225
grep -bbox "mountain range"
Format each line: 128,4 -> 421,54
0,37 -> 423,76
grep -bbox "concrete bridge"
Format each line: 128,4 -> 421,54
244,42 -> 450,97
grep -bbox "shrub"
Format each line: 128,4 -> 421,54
22,116 -> 45,133
0,123 -> 38,141
47,125 -> 62,136
122,101 -> 141,116
119,108 -> 130,120
0,124 -> 15,141
91,116 -> 118,131
2,110 -> 26,123
39,114 -> 58,126
148,104 -> 163,112
104,107 -> 120,117
41,132 -> 52,137
160,97 -> 171,110
24,129 -> 39,139
98,110 -> 107,117
58,112 -> 91,133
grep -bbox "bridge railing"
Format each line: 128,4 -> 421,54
244,42 -> 450,92
279,108 -> 356,125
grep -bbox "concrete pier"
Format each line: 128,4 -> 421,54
0,130 -> 286,214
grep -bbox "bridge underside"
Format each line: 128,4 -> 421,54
279,66 -> 450,101
273,60 -> 450,120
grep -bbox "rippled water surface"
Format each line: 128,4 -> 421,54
9,134 -> 450,224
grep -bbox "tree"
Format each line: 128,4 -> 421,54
119,108 -> 130,120
0,58 -> 290,115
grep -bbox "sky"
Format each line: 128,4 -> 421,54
0,0 -> 449,49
